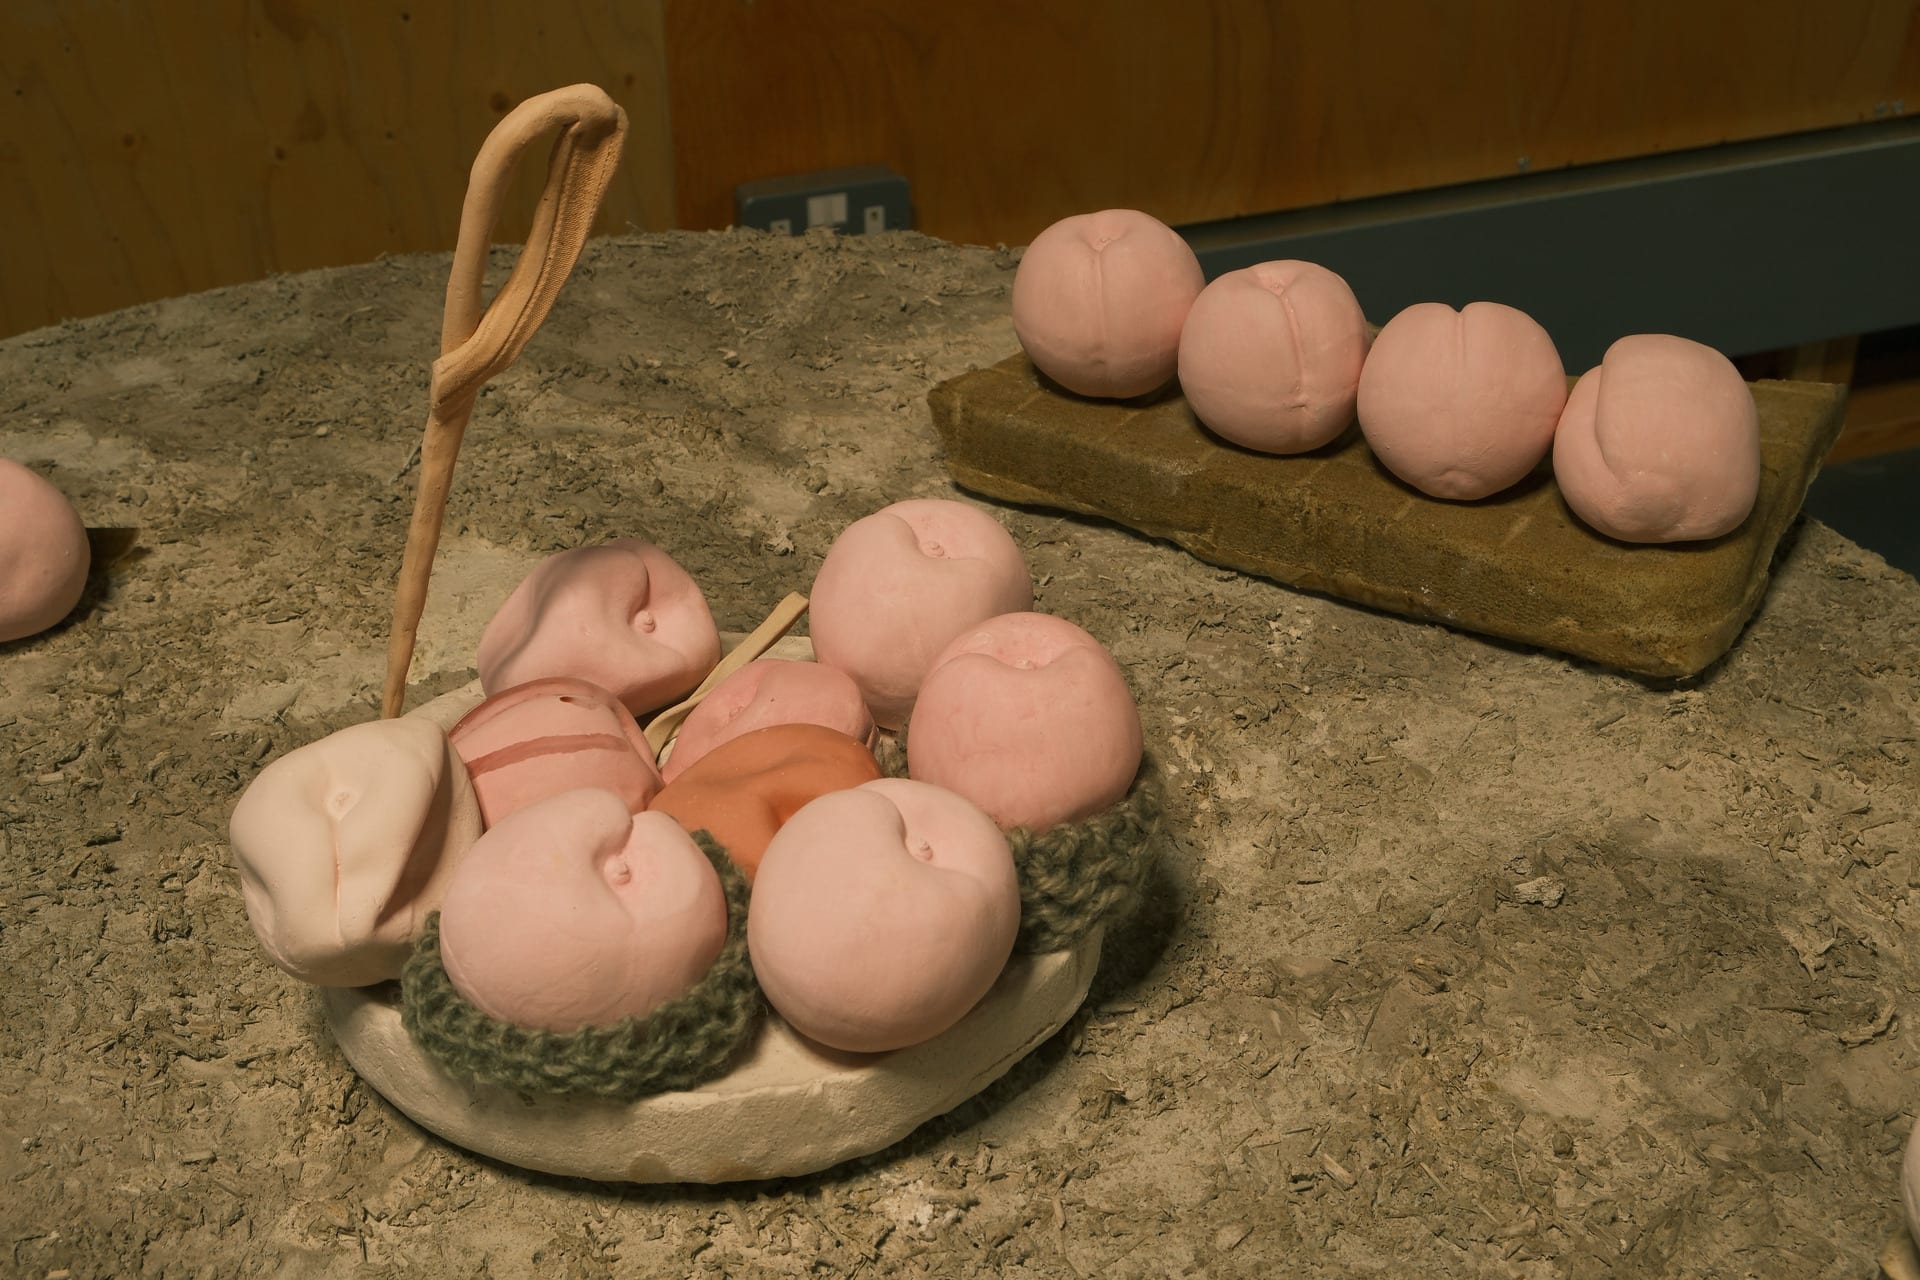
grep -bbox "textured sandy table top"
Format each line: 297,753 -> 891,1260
1,230 -> 1916,1278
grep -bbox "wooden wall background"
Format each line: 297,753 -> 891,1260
2,0 -> 1917,342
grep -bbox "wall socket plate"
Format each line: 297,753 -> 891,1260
735,165 -> 912,236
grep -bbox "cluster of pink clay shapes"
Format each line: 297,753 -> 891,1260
1011,208 -> 1762,544
231,498 -> 1142,1057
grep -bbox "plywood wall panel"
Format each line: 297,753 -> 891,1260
0,1 -> 675,339
664,0 -> 1920,245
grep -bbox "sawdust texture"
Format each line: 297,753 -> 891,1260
2,228 -> 1917,1279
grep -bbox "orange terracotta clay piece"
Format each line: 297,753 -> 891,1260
449,677 -> 662,827
649,723 -> 882,880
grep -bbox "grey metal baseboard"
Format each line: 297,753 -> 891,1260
1178,117 -> 1920,370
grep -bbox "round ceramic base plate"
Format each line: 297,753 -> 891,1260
324,647 -> 1103,1183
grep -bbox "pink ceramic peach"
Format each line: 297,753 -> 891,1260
748,778 -> 1020,1053
908,612 -> 1142,832
449,677 -> 662,826
476,539 -> 721,716
438,790 -> 727,1032
1176,260 -> 1371,454
1551,334 -> 1761,543
1356,302 -> 1568,500
662,658 -> 874,783
649,723 -> 883,880
810,499 -> 1033,730
0,458 -> 90,642
229,718 -> 483,986
1012,209 -> 1205,399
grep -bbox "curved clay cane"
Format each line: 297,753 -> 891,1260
381,85 -> 630,718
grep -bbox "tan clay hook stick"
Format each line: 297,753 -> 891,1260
644,592 -> 812,758
381,84 -> 629,718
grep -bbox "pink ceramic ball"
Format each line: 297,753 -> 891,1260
662,658 -> 875,783
1176,260 -> 1371,454
809,499 -> 1033,731
907,612 -> 1142,832
477,539 -> 720,717
747,778 -> 1020,1053
440,790 -> 728,1032
1552,334 -> 1761,543
0,459 -> 90,642
449,677 -> 663,827
1356,302 -> 1568,500
1012,209 -> 1205,399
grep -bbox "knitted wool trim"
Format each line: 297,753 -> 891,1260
882,730 -> 1162,955
1007,756 -> 1162,954
400,832 -> 761,1100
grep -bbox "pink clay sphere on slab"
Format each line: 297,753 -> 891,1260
748,778 -> 1020,1053
0,459 -> 90,642
439,790 -> 728,1033
477,539 -> 720,716
809,499 -> 1033,731
1012,209 -> 1205,399
449,677 -> 662,827
1551,334 -> 1761,543
229,718 -> 484,987
649,722 -> 883,881
662,658 -> 875,783
1176,260 -> 1371,454
1357,302 -> 1568,500
908,612 -> 1142,832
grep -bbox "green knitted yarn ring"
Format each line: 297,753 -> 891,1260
1006,756 -> 1162,954
400,831 -> 761,1100
883,733 -> 1162,955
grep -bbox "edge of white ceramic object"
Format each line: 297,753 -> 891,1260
1902,1116 -> 1920,1263
327,635 -> 1103,1183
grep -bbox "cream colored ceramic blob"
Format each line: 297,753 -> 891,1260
0,458 -> 91,643
1176,260 -> 1370,454
908,612 -> 1142,832
438,790 -> 727,1032
1357,301 -> 1568,500
1012,209 -> 1205,399
1551,333 -> 1761,543
448,676 -> 662,826
662,657 -> 875,783
809,499 -> 1033,730
476,539 -> 721,715
229,718 -> 483,987
748,778 -> 1021,1053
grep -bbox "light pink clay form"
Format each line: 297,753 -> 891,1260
1551,333 -> 1761,543
662,658 -> 875,783
748,778 -> 1020,1053
229,718 -> 484,987
908,612 -> 1143,832
809,499 -> 1033,731
1176,260 -> 1371,454
1012,209 -> 1205,399
477,539 -> 720,716
1357,302 -> 1568,500
0,458 -> 90,643
450,677 -> 662,827
438,790 -> 728,1033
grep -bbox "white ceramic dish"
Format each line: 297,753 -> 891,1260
324,641 -> 1103,1183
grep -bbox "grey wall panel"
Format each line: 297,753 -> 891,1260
1179,118 -> 1920,371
